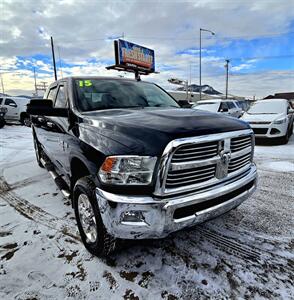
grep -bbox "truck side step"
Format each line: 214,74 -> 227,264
40,157 -> 55,171
41,158 -> 71,199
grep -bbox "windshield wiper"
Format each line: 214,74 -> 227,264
247,112 -> 276,115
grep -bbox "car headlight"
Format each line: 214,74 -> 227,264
98,156 -> 157,185
273,118 -> 287,124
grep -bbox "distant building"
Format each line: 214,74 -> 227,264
264,92 -> 294,101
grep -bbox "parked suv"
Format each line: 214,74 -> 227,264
192,99 -> 243,118
0,96 -> 31,125
241,99 -> 294,144
27,76 -> 257,257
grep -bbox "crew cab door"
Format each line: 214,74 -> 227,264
46,83 -> 71,174
34,85 -> 58,157
4,98 -> 19,120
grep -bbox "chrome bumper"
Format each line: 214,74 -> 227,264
96,164 -> 257,239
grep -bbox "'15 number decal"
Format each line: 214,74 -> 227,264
79,80 -> 92,87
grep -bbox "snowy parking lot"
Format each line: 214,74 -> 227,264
0,126 -> 293,299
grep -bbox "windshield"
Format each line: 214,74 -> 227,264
75,79 -> 179,111
194,102 -> 219,112
247,101 -> 286,114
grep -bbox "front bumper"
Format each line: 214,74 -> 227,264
250,123 -> 287,138
96,164 -> 257,239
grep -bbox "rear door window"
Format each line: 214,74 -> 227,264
0,98 -> 3,105
226,102 -> 235,109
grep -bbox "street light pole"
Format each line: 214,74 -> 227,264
199,28 -> 215,101
199,29 -> 202,101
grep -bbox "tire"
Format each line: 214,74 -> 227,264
290,123 -> 293,137
0,118 -> 5,129
73,176 -> 116,257
33,135 -> 44,168
280,128 -> 290,144
23,117 -> 31,127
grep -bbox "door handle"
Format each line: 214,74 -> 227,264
47,121 -> 54,128
37,117 -> 45,122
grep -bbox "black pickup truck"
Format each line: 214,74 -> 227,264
27,76 -> 257,257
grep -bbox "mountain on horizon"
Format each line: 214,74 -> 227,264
177,84 -> 222,95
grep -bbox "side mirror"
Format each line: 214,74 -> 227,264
27,99 -> 68,117
288,108 -> 294,114
220,108 -> 228,112
8,103 -> 17,107
178,100 -> 193,108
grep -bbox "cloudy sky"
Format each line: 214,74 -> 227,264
1,0 -> 294,98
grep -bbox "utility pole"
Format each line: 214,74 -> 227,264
0,73 -> 4,94
199,28 -> 215,101
225,59 -> 230,99
51,36 -> 57,81
57,46 -> 63,79
33,67 -> 37,96
199,29 -> 202,101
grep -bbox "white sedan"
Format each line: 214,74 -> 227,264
241,99 -> 294,144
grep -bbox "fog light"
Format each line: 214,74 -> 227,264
121,211 -> 144,223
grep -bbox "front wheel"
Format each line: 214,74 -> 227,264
73,176 -> 116,257
280,129 -> 290,144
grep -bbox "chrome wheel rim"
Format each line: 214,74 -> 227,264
78,194 -> 97,243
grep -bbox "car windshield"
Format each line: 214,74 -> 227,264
194,102 -> 219,112
75,79 -> 179,111
247,101 -> 286,114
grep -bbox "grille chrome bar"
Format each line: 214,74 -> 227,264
166,173 -> 215,187
167,166 -> 215,177
167,168 -> 216,183
173,147 -> 217,157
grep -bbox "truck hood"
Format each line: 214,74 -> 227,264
80,108 -> 250,156
241,112 -> 284,123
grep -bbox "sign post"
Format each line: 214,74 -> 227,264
106,39 -> 157,80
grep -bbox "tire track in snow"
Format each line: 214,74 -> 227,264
196,226 -> 263,260
0,158 -> 35,175
0,177 -> 80,242
9,173 -> 49,190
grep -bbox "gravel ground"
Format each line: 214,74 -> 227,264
0,125 -> 293,299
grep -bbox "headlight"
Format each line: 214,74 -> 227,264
98,156 -> 157,185
273,118 -> 287,124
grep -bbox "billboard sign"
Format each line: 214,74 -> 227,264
115,39 -> 155,72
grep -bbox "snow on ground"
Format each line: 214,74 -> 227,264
0,125 -> 293,299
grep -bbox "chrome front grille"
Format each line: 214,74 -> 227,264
171,141 -> 219,162
166,164 -> 216,188
228,152 -> 251,173
155,129 -> 254,197
231,135 -> 252,152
